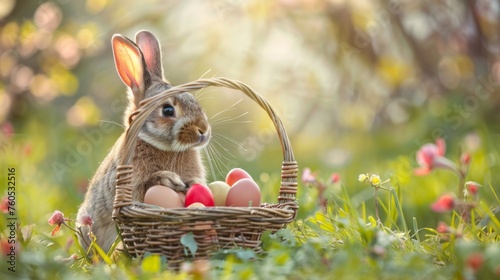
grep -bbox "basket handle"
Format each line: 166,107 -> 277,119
114,78 -> 298,211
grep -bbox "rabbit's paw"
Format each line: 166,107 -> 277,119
151,170 -> 187,192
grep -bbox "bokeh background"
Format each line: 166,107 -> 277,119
1,0 -> 500,233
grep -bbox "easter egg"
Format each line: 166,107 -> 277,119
226,168 -> 253,186
187,202 -> 206,208
208,181 -> 231,206
225,178 -> 261,207
177,192 -> 186,205
144,185 -> 184,208
185,183 -> 215,207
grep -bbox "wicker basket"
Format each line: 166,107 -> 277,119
112,77 -> 298,268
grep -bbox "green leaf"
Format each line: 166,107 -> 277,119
69,229 -> 92,263
107,232 -> 122,257
236,249 -> 257,261
93,241 -> 113,265
180,232 -> 198,257
20,224 -> 35,246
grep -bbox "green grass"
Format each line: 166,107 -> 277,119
1,129 -> 500,280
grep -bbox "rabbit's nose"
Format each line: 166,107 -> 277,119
197,128 -> 210,144
198,133 -> 210,145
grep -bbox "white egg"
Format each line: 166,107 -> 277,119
208,181 -> 230,206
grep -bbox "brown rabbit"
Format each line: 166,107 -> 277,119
76,30 -> 211,252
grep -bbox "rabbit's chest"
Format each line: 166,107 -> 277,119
133,141 -> 189,173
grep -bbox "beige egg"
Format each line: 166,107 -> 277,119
144,185 -> 184,208
225,178 -> 261,207
176,192 -> 186,205
187,202 -> 206,208
208,181 -> 230,206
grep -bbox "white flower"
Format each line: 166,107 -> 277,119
369,174 -> 381,186
358,174 -> 368,182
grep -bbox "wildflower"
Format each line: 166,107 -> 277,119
79,214 -> 93,226
0,196 -> 9,213
414,138 -> 458,175
460,152 -> 471,166
369,174 -> 381,186
55,253 -> 79,263
0,237 -> 10,255
0,122 -> 14,138
436,221 -> 449,233
358,174 -> 368,182
330,173 -> 340,184
431,194 -> 455,213
466,252 -> 484,272
465,181 -> 481,196
302,168 -> 316,183
48,210 -> 65,225
48,210 -> 67,236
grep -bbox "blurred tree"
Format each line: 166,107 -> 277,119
0,0 -> 499,183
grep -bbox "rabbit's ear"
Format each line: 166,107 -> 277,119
112,34 -> 149,93
135,30 -> 164,79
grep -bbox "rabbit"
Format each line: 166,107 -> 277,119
76,30 -> 211,253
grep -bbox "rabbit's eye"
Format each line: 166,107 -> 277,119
162,105 -> 175,117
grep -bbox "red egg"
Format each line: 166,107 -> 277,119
185,183 -> 215,207
226,168 -> 253,187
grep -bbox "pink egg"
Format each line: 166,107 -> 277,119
225,178 -> 261,207
144,185 -> 184,208
226,168 -> 253,186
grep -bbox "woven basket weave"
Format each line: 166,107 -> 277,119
112,77 -> 298,267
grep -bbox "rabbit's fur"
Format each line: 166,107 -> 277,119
76,30 -> 210,252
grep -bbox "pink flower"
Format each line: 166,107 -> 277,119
0,122 -> 14,138
414,138 -> 457,175
465,181 -> 481,196
330,173 -> 340,183
0,196 -> 9,213
466,252 -> 484,272
460,152 -> 471,166
48,210 -> 65,225
436,221 -> 449,233
0,237 -> 11,255
59,254 -> 79,263
48,210 -> 67,236
431,194 -> 455,213
78,214 -> 93,226
302,168 -> 316,183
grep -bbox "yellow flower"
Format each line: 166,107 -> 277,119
369,174 -> 381,186
358,174 -> 367,182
